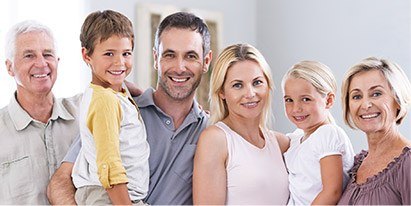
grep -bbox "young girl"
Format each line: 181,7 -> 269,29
282,61 -> 355,205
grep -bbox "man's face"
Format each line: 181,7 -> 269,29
154,28 -> 211,101
6,31 -> 58,95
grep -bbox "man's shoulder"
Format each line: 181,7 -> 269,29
0,105 -> 10,121
57,93 -> 82,116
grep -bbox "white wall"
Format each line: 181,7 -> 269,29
2,0 -> 409,153
84,0 -> 257,48
257,0 -> 411,152
0,0 -> 256,108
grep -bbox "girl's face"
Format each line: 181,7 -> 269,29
283,77 -> 333,136
219,60 -> 269,121
348,70 -> 399,134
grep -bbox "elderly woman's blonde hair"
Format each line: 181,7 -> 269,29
209,43 -> 274,129
281,60 -> 337,124
341,57 -> 411,128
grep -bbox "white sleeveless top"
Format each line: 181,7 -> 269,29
215,121 -> 289,205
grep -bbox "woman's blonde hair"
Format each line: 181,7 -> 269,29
281,60 -> 337,123
341,57 -> 411,128
209,43 -> 274,129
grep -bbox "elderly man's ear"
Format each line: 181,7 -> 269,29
5,59 -> 15,77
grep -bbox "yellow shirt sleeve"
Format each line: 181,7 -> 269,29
86,90 -> 128,188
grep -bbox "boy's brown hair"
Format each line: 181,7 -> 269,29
80,10 -> 134,55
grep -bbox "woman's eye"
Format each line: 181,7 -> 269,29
233,83 -> 242,89
253,80 -> 263,86
371,92 -> 382,97
302,98 -> 311,102
104,52 -> 114,56
351,94 -> 361,100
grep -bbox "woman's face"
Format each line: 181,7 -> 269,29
348,69 -> 399,134
219,60 -> 269,121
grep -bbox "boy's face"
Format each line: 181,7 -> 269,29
83,35 -> 133,91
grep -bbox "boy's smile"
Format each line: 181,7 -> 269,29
83,35 -> 133,92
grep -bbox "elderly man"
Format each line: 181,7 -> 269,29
0,21 -> 80,204
48,11 -> 212,205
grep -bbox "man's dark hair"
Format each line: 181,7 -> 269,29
154,12 -> 211,58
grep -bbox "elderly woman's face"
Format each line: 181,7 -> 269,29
348,70 -> 399,134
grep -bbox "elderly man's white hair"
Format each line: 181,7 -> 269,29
5,20 -> 57,61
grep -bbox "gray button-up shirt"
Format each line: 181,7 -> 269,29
136,88 -> 208,205
0,93 -> 80,204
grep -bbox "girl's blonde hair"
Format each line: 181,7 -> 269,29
209,43 -> 274,129
281,60 -> 337,123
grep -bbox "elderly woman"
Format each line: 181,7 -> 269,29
193,44 -> 290,205
338,57 -> 411,205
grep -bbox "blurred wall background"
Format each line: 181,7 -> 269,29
1,0 -> 409,152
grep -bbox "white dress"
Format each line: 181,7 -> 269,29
216,121 -> 290,205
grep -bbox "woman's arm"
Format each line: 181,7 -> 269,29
193,126 -> 228,205
311,155 -> 343,205
274,131 -> 290,154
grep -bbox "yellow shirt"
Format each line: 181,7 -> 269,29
72,84 -> 149,201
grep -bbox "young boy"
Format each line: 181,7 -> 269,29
71,10 -> 149,205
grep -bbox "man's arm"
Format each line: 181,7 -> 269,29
124,80 -> 143,97
48,136 -> 81,205
47,162 -> 76,205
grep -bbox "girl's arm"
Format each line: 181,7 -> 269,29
311,155 -> 343,205
193,126 -> 228,205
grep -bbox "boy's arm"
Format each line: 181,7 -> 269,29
311,155 -> 343,205
88,94 -> 129,203
47,162 -> 77,205
106,183 -> 132,205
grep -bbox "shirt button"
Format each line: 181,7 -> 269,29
102,164 -> 107,169
165,120 -> 171,125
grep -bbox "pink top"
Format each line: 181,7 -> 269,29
216,122 -> 289,205
338,147 -> 410,205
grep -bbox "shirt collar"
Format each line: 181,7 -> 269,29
135,87 -> 206,119
7,92 -> 75,131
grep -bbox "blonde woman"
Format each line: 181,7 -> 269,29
193,44 -> 289,205
338,57 -> 411,205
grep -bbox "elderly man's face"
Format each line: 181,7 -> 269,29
6,31 -> 58,95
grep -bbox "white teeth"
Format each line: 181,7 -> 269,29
109,71 -> 124,75
243,102 -> 257,106
361,113 -> 379,119
294,115 -> 307,121
241,102 -> 258,108
32,74 -> 48,78
171,77 -> 188,82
